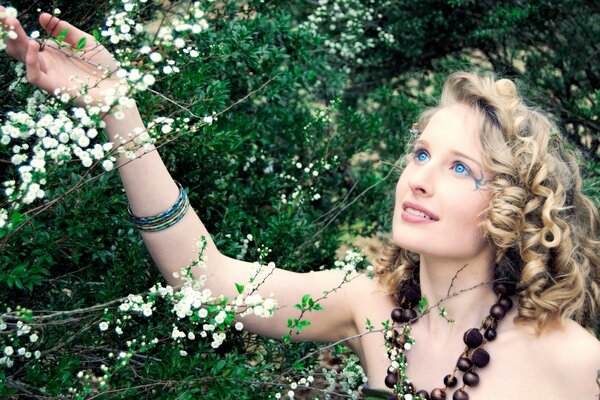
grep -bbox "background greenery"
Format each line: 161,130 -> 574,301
0,0 -> 598,398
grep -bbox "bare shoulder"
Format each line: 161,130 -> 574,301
519,319 -> 600,399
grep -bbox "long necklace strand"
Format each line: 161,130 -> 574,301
384,282 -> 515,400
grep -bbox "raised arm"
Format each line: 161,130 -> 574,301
0,9 -> 365,343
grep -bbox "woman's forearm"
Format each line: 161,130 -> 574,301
102,105 -> 222,287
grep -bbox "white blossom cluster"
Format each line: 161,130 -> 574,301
99,252 -> 277,353
298,0 -> 394,62
101,0 -> 147,45
0,317 -> 42,369
332,249 -> 366,273
320,353 -> 367,399
0,0 -> 216,234
0,101 -> 117,228
0,6 -> 18,52
274,374 -> 316,399
234,262 -> 278,318
279,154 -> 335,206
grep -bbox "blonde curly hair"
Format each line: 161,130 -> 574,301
375,71 -> 600,333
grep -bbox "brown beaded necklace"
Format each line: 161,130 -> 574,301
384,282 -> 515,400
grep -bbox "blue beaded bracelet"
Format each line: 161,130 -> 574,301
127,181 -> 190,232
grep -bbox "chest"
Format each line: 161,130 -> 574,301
348,300 -> 562,400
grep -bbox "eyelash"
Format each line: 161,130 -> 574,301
412,148 -> 473,177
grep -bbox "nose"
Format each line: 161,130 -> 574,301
407,164 -> 435,196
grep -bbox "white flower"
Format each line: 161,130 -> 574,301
34,350 -> 41,359
81,157 -> 93,168
150,52 -> 162,63
77,135 -> 90,148
99,321 -> 109,331
102,160 -> 114,171
287,390 -> 294,398
142,74 -> 155,86
179,350 -> 188,356
203,116 -> 213,125
4,346 -> 13,356
234,322 -> 243,331
6,30 -> 17,40
29,333 -> 39,343
115,326 -> 123,335
162,65 -> 173,74
4,7 -> 18,19
174,38 -> 185,48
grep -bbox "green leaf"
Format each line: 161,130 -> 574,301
56,28 -> 69,44
296,320 -> 311,333
301,294 -> 311,307
313,304 -> 323,311
76,37 -> 87,50
235,283 -> 244,294
92,29 -> 100,42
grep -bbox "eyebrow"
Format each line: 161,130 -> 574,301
414,138 -> 484,170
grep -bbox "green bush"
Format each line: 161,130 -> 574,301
0,0 -> 597,398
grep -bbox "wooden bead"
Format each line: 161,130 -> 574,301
471,348 -> 490,368
452,389 -> 469,400
490,304 -> 507,319
385,372 -> 398,388
463,371 -> 480,387
499,296 -> 513,310
416,390 -> 430,399
401,308 -> 417,323
463,328 -> 483,348
493,282 -> 508,295
431,388 -> 446,400
482,316 -> 497,330
403,381 -> 415,394
484,327 -> 497,341
391,308 -> 403,323
457,356 -> 473,372
443,374 -> 457,387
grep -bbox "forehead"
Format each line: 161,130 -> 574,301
420,104 -> 483,159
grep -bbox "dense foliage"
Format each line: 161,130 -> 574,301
0,0 -> 597,399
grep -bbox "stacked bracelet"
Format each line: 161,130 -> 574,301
127,181 -> 190,232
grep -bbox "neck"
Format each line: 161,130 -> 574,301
418,250 -> 497,343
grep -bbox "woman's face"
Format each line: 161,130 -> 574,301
392,104 -> 494,260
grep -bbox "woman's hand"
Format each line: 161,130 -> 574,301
0,7 -> 123,107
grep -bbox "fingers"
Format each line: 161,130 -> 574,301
0,6 -> 32,62
38,13 -> 93,49
24,39 -> 49,91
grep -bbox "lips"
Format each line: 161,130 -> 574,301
402,201 -> 439,221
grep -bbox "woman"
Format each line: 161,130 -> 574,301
1,8 -> 599,400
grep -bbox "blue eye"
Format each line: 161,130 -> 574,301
453,162 -> 471,176
414,149 -> 429,162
